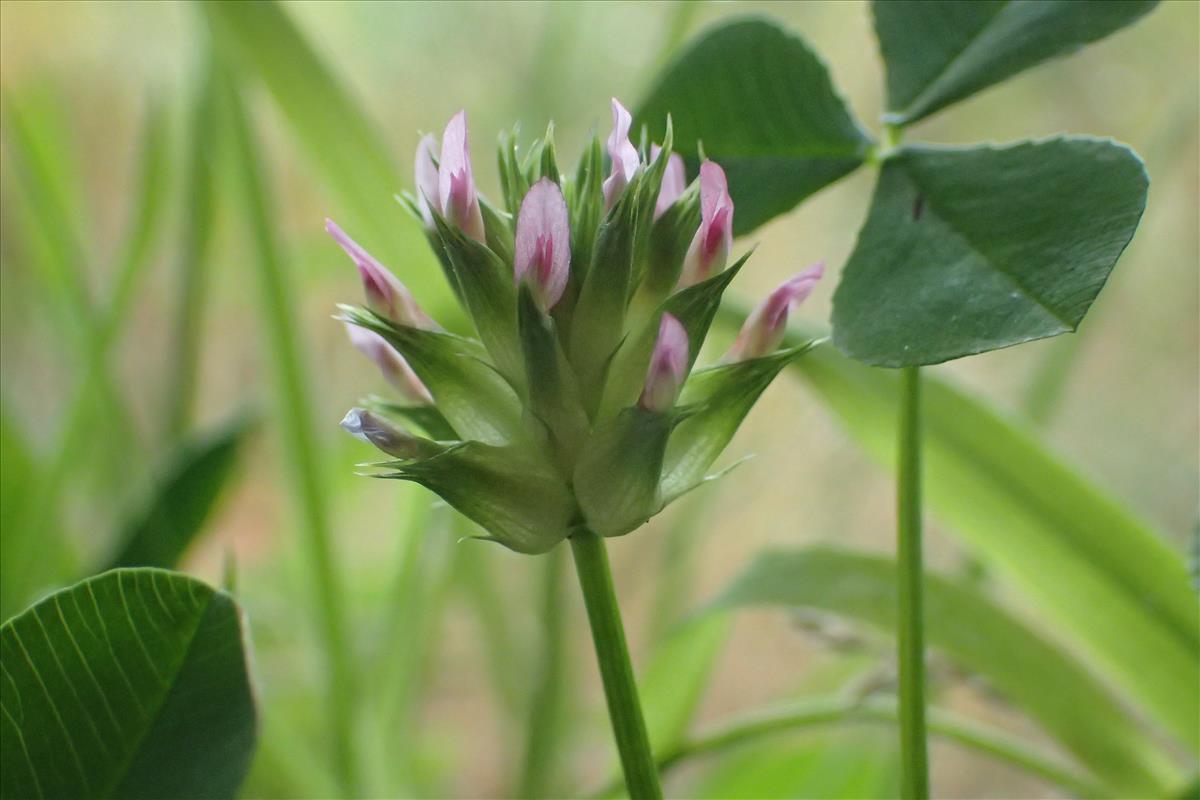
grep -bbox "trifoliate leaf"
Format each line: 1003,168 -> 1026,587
831,139 -> 1148,367
875,0 -> 1159,126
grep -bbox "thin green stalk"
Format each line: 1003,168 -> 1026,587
221,75 -> 358,797
517,547 -> 569,799
898,365 -> 929,799
570,528 -> 662,800
458,543 -> 524,715
166,55 -> 220,439
593,696 -> 1105,800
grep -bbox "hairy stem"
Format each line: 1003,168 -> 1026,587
570,528 -> 662,799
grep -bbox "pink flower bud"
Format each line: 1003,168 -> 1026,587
340,408 -> 427,459
326,219 -> 438,330
438,110 -> 486,242
514,178 -> 571,311
345,323 -> 434,405
678,160 -> 734,287
651,144 -> 686,220
639,313 -> 689,413
414,133 -> 439,229
602,98 -> 640,209
724,262 -> 824,362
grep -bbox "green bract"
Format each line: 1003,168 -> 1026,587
339,120 -> 817,554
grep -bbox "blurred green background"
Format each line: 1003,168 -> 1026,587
1,2 -> 1196,798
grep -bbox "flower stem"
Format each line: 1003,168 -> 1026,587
898,365 -> 929,798
569,528 -> 663,800
517,548 -> 568,798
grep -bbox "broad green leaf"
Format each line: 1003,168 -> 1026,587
0,568 -> 257,799
202,1 -> 444,304
771,329 -> 1200,751
832,139 -> 1148,366
876,0 -> 1159,125
108,415 -> 253,570
636,18 -> 872,236
709,546 -> 1179,795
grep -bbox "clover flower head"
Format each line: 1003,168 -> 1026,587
334,103 -> 819,552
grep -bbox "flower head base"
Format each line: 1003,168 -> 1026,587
603,98 -> 640,209
639,314 -> 689,412
337,100 -> 818,553
327,219 -> 437,330
514,178 -> 571,311
679,161 -> 734,287
437,111 -> 486,242
725,262 -> 825,362
345,324 -> 434,405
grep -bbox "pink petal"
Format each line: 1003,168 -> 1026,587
603,98 -> 640,208
724,262 -> 825,362
651,145 -> 686,219
437,110 -> 486,242
413,133 -> 439,228
326,219 -> 437,330
514,178 -> 571,310
639,313 -> 690,412
345,323 -> 434,405
677,160 -> 734,287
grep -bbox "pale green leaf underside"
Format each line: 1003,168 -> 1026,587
875,0 -> 1159,125
832,138 -> 1148,366
708,546 -> 1179,795
1,568 -> 257,799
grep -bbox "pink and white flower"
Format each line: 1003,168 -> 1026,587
639,313 -> 689,412
514,178 -> 571,311
678,160 -> 734,287
724,263 -> 824,362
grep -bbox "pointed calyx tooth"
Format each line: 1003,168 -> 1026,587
514,178 -> 571,311
725,262 -> 825,362
678,160 -> 734,288
639,313 -> 690,412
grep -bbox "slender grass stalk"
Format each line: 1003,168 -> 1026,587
898,365 -> 929,799
592,696 -> 1106,800
570,528 -> 662,800
221,74 -> 359,797
165,56 -> 220,439
458,543 -> 524,715
517,547 -> 569,799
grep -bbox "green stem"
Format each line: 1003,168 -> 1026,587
222,74 -> 358,797
517,547 -> 568,798
898,365 -> 929,799
592,696 -> 1105,800
569,528 -> 662,800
